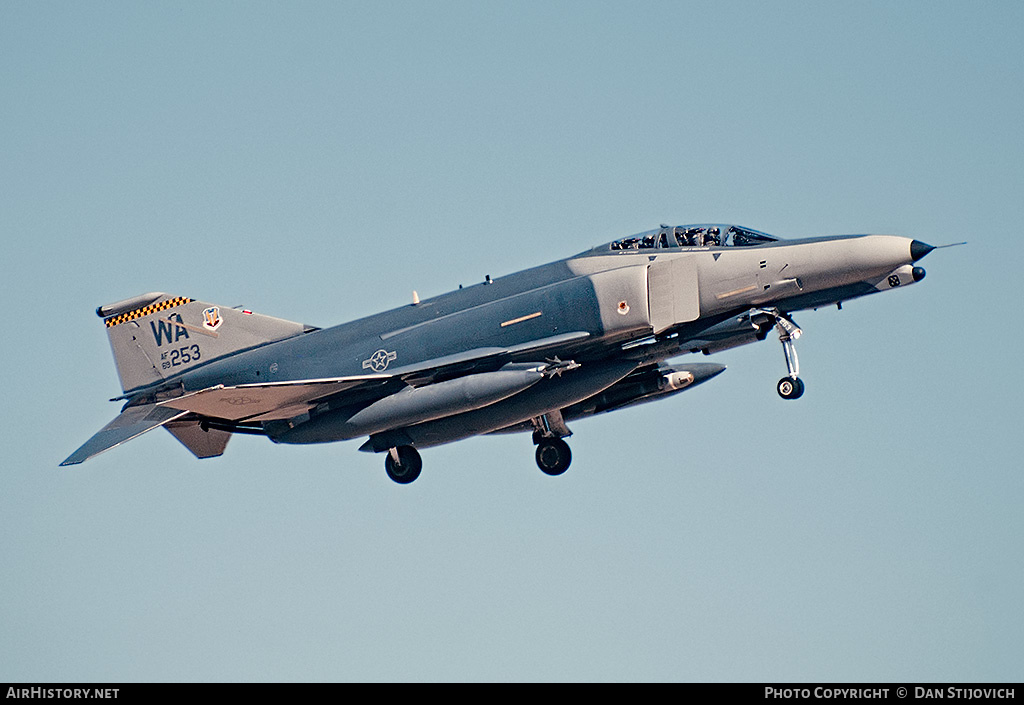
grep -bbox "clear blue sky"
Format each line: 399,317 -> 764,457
2,0 -> 1021,682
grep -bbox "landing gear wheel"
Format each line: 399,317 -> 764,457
777,376 -> 805,400
535,438 -> 572,476
385,445 -> 422,484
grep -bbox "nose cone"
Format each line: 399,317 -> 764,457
910,240 -> 935,262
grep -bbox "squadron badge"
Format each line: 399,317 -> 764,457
203,306 -> 223,331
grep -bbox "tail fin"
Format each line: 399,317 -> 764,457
98,292 -> 310,393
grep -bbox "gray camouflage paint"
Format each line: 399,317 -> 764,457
62,225 -> 932,468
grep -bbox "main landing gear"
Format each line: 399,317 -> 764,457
535,437 -> 572,476
531,410 -> 573,476
384,445 -> 422,484
381,411 -> 576,484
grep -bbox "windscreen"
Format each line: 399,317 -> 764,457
609,224 -> 779,250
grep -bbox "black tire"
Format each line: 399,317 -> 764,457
777,376 -> 805,400
385,446 -> 422,484
535,438 -> 572,476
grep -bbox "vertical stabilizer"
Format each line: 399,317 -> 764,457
97,292 -> 308,393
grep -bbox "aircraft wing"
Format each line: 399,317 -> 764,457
61,403 -> 190,466
156,376 -> 389,422
154,331 -> 592,422
63,330 -> 596,465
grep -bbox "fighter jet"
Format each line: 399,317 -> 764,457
62,224 -> 941,483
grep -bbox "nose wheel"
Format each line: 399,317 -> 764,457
777,376 -> 805,400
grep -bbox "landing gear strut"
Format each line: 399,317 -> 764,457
755,308 -> 805,400
531,410 -> 573,476
385,445 -> 422,484
775,312 -> 804,399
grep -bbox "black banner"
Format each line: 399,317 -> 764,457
0,683 -> 1019,696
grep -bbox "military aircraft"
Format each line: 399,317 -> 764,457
62,223 -> 941,483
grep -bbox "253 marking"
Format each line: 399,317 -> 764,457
161,344 -> 201,370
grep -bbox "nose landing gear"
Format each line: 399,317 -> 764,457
755,308 -> 805,399
776,314 -> 804,399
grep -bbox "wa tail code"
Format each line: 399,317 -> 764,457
150,314 -> 191,346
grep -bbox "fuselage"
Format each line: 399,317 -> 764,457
179,227 -> 927,398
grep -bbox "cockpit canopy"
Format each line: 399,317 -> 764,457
608,224 -> 780,251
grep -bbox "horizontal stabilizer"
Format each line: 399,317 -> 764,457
60,404 -> 189,466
